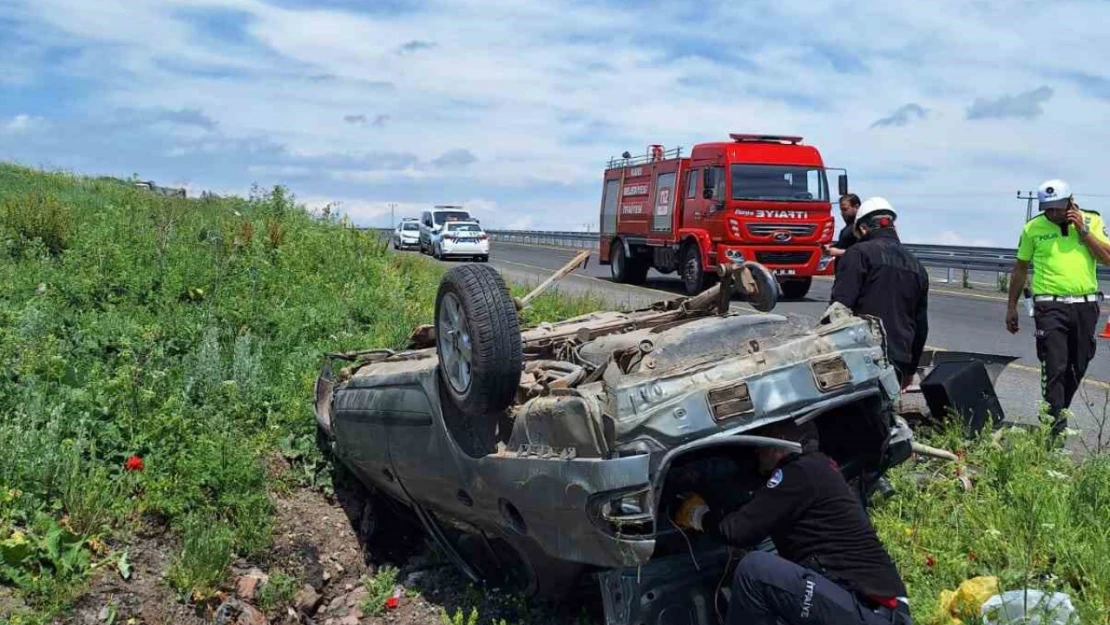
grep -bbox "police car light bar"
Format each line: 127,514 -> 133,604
730,134 -> 803,144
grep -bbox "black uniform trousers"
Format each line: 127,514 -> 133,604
728,552 -> 911,625
1033,301 -> 1100,434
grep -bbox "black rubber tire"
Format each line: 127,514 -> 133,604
610,242 -> 648,285
680,242 -> 710,296
744,263 -> 781,312
435,264 -> 522,418
780,277 -> 812,300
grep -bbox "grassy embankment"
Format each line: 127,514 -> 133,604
0,163 -> 597,623
1,163 -> 1108,624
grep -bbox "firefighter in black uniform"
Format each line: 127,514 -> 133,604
824,193 -> 862,260
674,420 -> 912,625
830,197 -> 930,389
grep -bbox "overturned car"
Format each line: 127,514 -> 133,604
314,262 -> 913,624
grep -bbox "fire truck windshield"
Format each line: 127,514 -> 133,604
730,164 -> 829,202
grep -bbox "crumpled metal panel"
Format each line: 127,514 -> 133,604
606,314 -> 891,451
471,452 -> 655,568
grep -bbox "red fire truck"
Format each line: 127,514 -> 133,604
598,134 -> 848,299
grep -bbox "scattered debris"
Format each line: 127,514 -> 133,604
236,603 -> 266,625
236,568 -> 268,601
514,249 -> 591,310
937,576 -> 999,624
294,584 -> 322,615
981,590 -> 1076,625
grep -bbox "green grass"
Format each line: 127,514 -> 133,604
0,163 -> 595,623
2,162 -> 1107,624
165,515 -> 233,602
872,424 -> 1110,624
256,570 -> 298,613
361,565 -> 399,617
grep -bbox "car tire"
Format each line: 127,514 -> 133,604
435,264 -> 522,417
610,241 -> 648,285
680,242 -> 712,296
743,263 -> 781,312
779,277 -> 812,300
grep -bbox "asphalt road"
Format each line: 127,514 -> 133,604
409,241 -> 1110,451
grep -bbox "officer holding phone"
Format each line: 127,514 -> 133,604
1006,179 -> 1110,439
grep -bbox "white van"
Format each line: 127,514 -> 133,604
419,206 -> 474,254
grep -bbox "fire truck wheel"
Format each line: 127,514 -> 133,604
680,243 -> 711,296
610,242 -> 648,285
435,264 -> 522,418
779,277 -> 812,300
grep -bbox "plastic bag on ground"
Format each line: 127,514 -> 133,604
981,589 -> 1077,625
936,576 -> 1000,624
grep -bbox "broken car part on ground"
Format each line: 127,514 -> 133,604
314,259 -> 918,625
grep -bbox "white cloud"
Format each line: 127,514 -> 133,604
5,0 -> 1110,245
2,114 -> 46,134
299,196 -> 509,228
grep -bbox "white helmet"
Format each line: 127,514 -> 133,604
856,196 -> 897,224
1037,179 -> 1071,210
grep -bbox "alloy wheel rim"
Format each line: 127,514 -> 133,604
438,293 -> 473,393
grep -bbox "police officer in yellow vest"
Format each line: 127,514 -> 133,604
1006,179 -> 1110,438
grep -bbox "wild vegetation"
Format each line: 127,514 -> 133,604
0,163 -> 594,623
873,423 -> 1109,624
1,163 -> 1107,624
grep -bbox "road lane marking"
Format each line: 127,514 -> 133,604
925,344 -> 1110,389
492,258 -> 676,301
489,252 -> 1110,388
493,243 -> 1110,309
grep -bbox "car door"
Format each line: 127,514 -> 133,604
330,382 -> 419,505
386,381 -> 481,523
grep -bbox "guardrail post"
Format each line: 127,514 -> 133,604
946,268 -> 952,284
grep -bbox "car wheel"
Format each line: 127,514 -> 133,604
435,264 -> 522,418
681,242 -> 711,296
743,263 -> 780,312
779,277 -> 812,300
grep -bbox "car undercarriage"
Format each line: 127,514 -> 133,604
314,261 -> 917,624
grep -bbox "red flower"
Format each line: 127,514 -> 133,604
124,455 -> 144,472
384,597 -> 400,610
925,555 -> 936,568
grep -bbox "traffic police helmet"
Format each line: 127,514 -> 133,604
1037,179 -> 1072,211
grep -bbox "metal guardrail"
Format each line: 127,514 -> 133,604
371,228 -> 1110,280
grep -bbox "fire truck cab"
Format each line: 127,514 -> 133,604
598,134 -> 848,300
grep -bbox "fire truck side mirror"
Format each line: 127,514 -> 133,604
838,174 -> 849,196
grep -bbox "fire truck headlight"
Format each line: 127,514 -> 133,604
818,255 -> 835,271
725,249 -> 745,262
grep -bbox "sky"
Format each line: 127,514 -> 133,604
2,0 -> 1110,245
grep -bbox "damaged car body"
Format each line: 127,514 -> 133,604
314,261 -> 914,624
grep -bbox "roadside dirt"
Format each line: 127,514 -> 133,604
59,457 -> 598,625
